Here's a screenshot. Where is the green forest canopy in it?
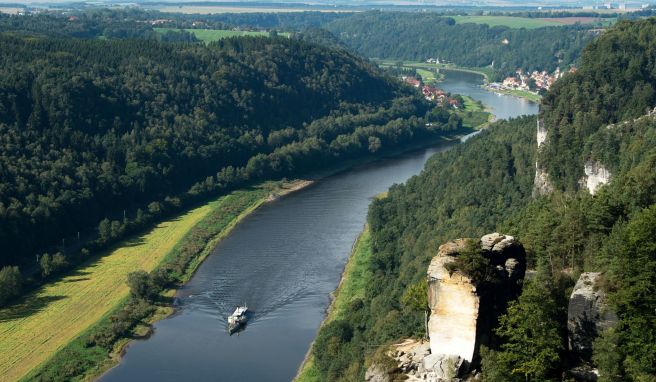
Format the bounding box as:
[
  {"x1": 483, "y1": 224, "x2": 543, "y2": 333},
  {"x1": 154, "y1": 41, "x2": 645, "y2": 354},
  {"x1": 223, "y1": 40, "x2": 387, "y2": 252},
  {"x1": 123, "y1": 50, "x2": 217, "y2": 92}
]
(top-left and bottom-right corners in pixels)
[{"x1": 0, "y1": 33, "x2": 462, "y2": 268}]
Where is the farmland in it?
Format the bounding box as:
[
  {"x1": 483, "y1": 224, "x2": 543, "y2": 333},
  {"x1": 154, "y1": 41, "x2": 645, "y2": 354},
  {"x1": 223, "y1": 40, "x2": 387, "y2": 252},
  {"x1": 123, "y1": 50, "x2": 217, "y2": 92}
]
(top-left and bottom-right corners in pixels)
[
  {"x1": 155, "y1": 28, "x2": 290, "y2": 42},
  {"x1": 0, "y1": 183, "x2": 297, "y2": 381},
  {"x1": 451, "y1": 15, "x2": 562, "y2": 29},
  {"x1": 152, "y1": 5, "x2": 353, "y2": 14},
  {"x1": 450, "y1": 15, "x2": 613, "y2": 29},
  {"x1": 0, "y1": 203, "x2": 214, "y2": 381}
]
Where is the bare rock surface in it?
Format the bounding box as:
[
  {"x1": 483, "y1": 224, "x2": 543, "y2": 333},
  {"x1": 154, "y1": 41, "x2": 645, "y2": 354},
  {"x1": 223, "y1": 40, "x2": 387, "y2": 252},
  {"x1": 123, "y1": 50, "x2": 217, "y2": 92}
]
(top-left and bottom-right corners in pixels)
[{"x1": 568, "y1": 272, "x2": 618, "y2": 362}]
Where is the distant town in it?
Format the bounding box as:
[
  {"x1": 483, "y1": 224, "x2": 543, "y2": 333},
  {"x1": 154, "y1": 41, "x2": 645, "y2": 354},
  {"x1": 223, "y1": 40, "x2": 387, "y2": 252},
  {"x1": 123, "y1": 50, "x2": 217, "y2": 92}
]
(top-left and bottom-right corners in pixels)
[{"x1": 492, "y1": 66, "x2": 577, "y2": 93}]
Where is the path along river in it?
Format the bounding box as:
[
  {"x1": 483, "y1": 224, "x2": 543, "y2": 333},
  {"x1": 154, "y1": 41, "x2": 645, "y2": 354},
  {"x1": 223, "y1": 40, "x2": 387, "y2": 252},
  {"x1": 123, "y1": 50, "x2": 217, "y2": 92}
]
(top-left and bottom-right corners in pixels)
[{"x1": 100, "y1": 69, "x2": 538, "y2": 382}]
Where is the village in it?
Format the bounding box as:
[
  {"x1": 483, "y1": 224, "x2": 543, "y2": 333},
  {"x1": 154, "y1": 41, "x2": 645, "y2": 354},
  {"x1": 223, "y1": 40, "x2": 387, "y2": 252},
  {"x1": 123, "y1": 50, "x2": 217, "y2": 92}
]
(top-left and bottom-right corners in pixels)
[
  {"x1": 492, "y1": 66, "x2": 577, "y2": 93},
  {"x1": 402, "y1": 75, "x2": 462, "y2": 109}
]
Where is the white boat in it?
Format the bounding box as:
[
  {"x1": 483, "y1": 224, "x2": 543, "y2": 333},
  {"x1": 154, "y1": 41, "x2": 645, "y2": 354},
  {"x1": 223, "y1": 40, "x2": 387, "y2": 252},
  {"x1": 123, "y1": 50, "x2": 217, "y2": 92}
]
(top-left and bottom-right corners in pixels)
[{"x1": 227, "y1": 305, "x2": 248, "y2": 334}]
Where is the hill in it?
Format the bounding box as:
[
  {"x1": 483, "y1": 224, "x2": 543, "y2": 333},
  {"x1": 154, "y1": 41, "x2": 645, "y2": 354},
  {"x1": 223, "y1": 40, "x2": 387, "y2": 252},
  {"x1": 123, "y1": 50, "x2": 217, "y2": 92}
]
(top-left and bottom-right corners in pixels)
[
  {"x1": 323, "y1": 12, "x2": 595, "y2": 80},
  {"x1": 304, "y1": 17, "x2": 656, "y2": 382},
  {"x1": 0, "y1": 34, "x2": 459, "y2": 270}
]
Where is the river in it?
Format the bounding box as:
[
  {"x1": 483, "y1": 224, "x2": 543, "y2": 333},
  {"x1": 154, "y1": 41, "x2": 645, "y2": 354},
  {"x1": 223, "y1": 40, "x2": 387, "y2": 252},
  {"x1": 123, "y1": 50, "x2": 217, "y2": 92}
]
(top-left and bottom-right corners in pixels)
[{"x1": 100, "y1": 70, "x2": 537, "y2": 382}]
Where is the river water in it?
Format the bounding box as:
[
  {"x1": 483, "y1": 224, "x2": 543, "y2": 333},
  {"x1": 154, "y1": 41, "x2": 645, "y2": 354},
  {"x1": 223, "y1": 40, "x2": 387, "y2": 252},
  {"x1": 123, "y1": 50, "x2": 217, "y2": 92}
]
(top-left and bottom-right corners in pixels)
[{"x1": 100, "y1": 70, "x2": 537, "y2": 382}]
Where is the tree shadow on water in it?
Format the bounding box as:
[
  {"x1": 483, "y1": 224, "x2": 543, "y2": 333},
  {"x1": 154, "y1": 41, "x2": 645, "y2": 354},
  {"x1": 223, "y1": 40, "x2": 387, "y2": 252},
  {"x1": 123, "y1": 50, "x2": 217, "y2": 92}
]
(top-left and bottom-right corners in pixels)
[{"x1": 0, "y1": 295, "x2": 67, "y2": 322}]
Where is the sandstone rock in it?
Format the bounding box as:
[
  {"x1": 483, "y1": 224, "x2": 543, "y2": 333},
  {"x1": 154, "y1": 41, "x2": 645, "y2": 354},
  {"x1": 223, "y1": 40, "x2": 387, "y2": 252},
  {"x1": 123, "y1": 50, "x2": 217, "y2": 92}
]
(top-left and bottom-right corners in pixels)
[
  {"x1": 534, "y1": 117, "x2": 555, "y2": 196},
  {"x1": 480, "y1": 233, "x2": 503, "y2": 251},
  {"x1": 423, "y1": 354, "x2": 465, "y2": 380},
  {"x1": 581, "y1": 160, "x2": 611, "y2": 195},
  {"x1": 365, "y1": 364, "x2": 391, "y2": 382},
  {"x1": 568, "y1": 272, "x2": 618, "y2": 362},
  {"x1": 427, "y1": 234, "x2": 526, "y2": 374}
]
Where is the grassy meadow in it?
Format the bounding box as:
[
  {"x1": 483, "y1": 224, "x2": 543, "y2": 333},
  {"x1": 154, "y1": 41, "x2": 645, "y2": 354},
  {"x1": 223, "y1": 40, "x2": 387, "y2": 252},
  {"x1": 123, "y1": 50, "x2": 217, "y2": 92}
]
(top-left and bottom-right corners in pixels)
[
  {"x1": 154, "y1": 28, "x2": 290, "y2": 43},
  {"x1": 296, "y1": 227, "x2": 373, "y2": 382},
  {"x1": 451, "y1": 15, "x2": 562, "y2": 29},
  {"x1": 0, "y1": 204, "x2": 213, "y2": 381},
  {"x1": 0, "y1": 183, "x2": 303, "y2": 381},
  {"x1": 457, "y1": 95, "x2": 493, "y2": 129},
  {"x1": 450, "y1": 15, "x2": 615, "y2": 29}
]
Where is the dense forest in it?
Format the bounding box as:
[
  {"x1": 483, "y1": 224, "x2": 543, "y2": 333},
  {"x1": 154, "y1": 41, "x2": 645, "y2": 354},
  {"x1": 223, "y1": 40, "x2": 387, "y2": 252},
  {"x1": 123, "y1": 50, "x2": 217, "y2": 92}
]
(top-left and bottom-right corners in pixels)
[
  {"x1": 323, "y1": 12, "x2": 594, "y2": 80},
  {"x1": 0, "y1": 33, "x2": 461, "y2": 271},
  {"x1": 309, "y1": 18, "x2": 656, "y2": 381},
  {"x1": 0, "y1": 10, "x2": 595, "y2": 82},
  {"x1": 539, "y1": 18, "x2": 656, "y2": 191}
]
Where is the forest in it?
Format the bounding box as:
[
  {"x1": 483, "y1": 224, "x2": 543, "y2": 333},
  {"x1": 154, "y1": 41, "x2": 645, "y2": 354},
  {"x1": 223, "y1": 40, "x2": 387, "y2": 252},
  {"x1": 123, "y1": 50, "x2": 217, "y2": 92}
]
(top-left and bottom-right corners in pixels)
[
  {"x1": 0, "y1": 10, "x2": 595, "y2": 82},
  {"x1": 323, "y1": 12, "x2": 594, "y2": 80},
  {"x1": 0, "y1": 32, "x2": 463, "y2": 277},
  {"x1": 308, "y1": 18, "x2": 656, "y2": 382}
]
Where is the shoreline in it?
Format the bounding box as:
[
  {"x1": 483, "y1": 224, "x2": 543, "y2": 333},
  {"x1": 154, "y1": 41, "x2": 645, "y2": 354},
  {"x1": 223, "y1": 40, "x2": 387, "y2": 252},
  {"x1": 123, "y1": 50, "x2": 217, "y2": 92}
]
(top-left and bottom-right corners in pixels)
[
  {"x1": 91, "y1": 133, "x2": 465, "y2": 380},
  {"x1": 95, "y1": 179, "x2": 315, "y2": 380},
  {"x1": 18, "y1": 132, "x2": 465, "y2": 382},
  {"x1": 294, "y1": 226, "x2": 371, "y2": 382}
]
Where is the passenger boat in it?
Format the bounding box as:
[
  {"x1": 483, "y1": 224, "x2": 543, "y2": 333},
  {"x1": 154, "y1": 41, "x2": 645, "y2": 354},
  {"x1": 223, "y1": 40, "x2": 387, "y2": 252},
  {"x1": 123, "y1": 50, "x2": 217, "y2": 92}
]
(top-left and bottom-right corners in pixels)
[{"x1": 227, "y1": 305, "x2": 248, "y2": 334}]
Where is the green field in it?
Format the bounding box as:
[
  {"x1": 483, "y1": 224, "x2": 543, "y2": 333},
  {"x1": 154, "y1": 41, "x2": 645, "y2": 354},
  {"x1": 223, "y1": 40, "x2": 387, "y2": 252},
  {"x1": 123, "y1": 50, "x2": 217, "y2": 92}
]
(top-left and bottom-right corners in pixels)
[
  {"x1": 451, "y1": 15, "x2": 563, "y2": 29},
  {"x1": 0, "y1": 183, "x2": 302, "y2": 381},
  {"x1": 154, "y1": 28, "x2": 290, "y2": 43},
  {"x1": 496, "y1": 88, "x2": 542, "y2": 103},
  {"x1": 0, "y1": 203, "x2": 215, "y2": 380},
  {"x1": 415, "y1": 68, "x2": 442, "y2": 84},
  {"x1": 296, "y1": 227, "x2": 373, "y2": 382},
  {"x1": 377, "y1": 59, "x2": 493, "y2": 82},
  {"x1": 457, "y1": 95, "x2": 493, "y2": 129}
]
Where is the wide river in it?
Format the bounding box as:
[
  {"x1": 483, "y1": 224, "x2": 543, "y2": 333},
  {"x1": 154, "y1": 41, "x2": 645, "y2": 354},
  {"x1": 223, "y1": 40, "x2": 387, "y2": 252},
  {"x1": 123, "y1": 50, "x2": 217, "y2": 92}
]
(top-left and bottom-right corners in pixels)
[{"x1": 101, "y1": 70, "x2": 538, "y2": 382}]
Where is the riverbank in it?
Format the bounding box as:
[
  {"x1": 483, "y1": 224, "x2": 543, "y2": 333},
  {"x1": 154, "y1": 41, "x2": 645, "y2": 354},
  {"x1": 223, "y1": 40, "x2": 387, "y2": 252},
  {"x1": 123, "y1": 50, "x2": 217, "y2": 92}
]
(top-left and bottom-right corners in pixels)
[
  {"x1": 295, "y1": 226, "x2": 374, "y2": 382},
  {"x1": 483, "y1": 84, "x2": 542, "y2": 103},
  {"x1": 12, "y1": 130, "x2": 466, "y2": 381},
  {"x1": 12, "y1": 180, "x2": 311, "y2": 382},
  {"x1": 375, "y1": 59, "x2": 542, "y2": 103}
]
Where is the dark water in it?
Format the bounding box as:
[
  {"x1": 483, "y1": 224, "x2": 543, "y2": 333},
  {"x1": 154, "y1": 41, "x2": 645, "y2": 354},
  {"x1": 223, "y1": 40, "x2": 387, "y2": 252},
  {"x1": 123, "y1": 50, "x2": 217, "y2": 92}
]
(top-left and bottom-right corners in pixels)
[
  {"x1": 439, "y1": 69, "x2": 539, "y2": 120},
  {"x1": 100, "y1": 71, "x2": 537, "y2": 382}
]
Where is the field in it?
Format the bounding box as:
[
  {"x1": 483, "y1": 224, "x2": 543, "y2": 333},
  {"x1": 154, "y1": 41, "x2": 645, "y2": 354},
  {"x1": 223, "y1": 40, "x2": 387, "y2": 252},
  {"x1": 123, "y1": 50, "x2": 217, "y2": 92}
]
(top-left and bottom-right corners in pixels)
[
  {"x1": 0, "y1": 203, "x2": 216, "y2": 380},
  {"x1": 152, "y1": 5, "x2": 354, "y2": 14},
  {"x1": 457, "y1": 95, "x2": 493, "y2": 129},
  {"x1": 541, "y1": 17, "x2": 616, "y2": 26},
  {"x1": 155, "y1": 28, "x2": 290, "y2": 42},
  {"x1": 296, "y1": 227, "x2": 373, "y2": 382},
  {"x1": 451, "y1": 15, "x2": 562, "y2": 29},
  {"x1": 415, "y1": 68, "x2": 441, "y2": 84}
]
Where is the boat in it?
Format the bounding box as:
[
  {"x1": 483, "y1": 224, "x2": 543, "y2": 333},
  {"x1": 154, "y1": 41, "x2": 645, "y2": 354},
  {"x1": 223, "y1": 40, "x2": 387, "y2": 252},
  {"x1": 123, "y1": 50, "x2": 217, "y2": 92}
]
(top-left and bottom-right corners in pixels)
[{"x1": 227, "y1": 305, "x2": 248, "y2": 334}]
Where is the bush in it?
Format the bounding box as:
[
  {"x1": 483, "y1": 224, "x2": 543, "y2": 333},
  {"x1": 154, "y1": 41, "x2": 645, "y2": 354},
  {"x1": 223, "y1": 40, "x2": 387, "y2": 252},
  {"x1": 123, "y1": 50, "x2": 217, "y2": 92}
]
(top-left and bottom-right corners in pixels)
[{"x1": 0, "y1": 266, "x2": 22, "y2": 306}]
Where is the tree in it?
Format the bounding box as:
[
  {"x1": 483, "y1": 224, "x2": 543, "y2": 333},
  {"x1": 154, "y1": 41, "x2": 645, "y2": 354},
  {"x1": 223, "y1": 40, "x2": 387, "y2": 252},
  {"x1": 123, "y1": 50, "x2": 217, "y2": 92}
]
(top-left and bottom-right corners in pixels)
[
  {"x1": 401, "y1": 279, "x2": 429, "y2": 338},
  {"x1": 0, "y1": 266, "x2": 22, "y2": 306},
  {"x1": 368, "y1": 136, "x2": 382, "y2": 153},
  {"x1": 127, "y1": 271, "x2": 155, "y2": 301},
  {"x1": 491, "y1": 279, "x2": 564, "y2": 381},
  {"x1": 98, "y1": 218, "x2": 111, "y2": 243}
]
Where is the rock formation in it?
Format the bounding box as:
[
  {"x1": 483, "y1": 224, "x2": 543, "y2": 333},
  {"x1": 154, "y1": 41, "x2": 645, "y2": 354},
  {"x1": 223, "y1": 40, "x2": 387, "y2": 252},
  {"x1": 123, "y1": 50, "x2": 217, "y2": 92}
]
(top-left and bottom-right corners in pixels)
[
  {"x1": 580, "y1": 160, "x2": 611, "y2": 195},
  {"x1": 568, "y1": 272, "x2": 617, "y2": 362},
  {"x1": 534, "y1": 117, "x2": 554, "y2": 196},
  {"x1": 366, "y1": 233, "x2": 526, "y2": 382}
]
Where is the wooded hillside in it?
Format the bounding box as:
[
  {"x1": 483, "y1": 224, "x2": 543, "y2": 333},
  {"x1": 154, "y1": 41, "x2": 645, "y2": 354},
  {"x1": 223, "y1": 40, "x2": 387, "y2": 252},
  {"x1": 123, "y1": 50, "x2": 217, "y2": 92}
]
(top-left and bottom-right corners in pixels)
[{"x1": 0, "y1": 34, "x2": 454, "y2": 267}]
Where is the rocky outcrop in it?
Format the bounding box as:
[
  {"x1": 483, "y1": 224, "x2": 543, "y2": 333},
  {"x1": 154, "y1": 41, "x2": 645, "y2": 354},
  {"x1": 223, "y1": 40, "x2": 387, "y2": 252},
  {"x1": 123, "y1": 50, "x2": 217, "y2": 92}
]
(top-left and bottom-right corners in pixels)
[
  {"x1": 534, "y1": 118, "x2": 554, "y2": 196},
  {"x1": 427, "y1": 239, "x2": 478, "y2": 368},
  {"x1": 367, "y1": 234, "x2": 526, "y2": 382},
  {"x1": 568, "y1": 273, "x2": 618, "y2": 362},
  {"x1": 427, "y1": 233, "x2": 526, "y2": 376},
  {"x1": 580, "y1": 160, "x2": 611, "y2": 195}
]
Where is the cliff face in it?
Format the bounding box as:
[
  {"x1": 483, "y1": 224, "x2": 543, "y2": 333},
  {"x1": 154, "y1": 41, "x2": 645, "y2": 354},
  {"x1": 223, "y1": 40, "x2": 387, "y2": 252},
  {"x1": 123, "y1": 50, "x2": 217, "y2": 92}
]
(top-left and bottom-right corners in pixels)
[
  {"x1": 427, "y1": 239, "x2": 478, "y2": 366},
  {"x1": 568, "y1": 272, "x2": 618, "y2": 362},
  {"x1": 366, "y1": 233, "x2": 526, "y2": 382},
  {"x1": 427, "y1": 233, "x2": 526, "y2": 375},
  {"x1": 534, "y1": 117, "x2": 554, "y2": 196},
  {"x1": 580, "y1": 160, "x2": 611, "y2": 195}
]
